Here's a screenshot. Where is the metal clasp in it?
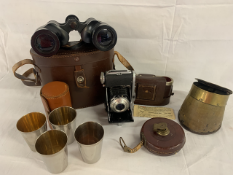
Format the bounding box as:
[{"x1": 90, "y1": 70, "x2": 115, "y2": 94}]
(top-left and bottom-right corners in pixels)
[
  {"x1": 77, "y1": 76, "x2": 84, "y2": 83},
  {"x1": 154, "y1": 123, "x2": 170, "y2": 136},
  {"x1": 35, "y1": 71, "x2": 39, "y2": 85},
  {"x1": 119, "y1": 137, "x2": 131, "y2": 153}
]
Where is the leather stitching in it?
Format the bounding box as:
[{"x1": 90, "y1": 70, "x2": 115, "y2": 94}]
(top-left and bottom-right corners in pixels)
[{"x1": 31, "y1": 50, "x2": 102, "y2": 59}]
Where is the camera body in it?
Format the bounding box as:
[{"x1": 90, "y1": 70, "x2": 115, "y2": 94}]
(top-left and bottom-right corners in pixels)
[
  {"x1": 31, "y1": 15, "x2": 117, "y2": 57},
  {"x1": 100, "y1": 70, "x2": 136, "y2": 123}
]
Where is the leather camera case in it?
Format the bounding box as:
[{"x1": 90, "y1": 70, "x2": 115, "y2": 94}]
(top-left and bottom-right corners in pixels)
[
  {"x1": 13, "y1": 43, "x2": 114, "y2": 109},
  {"x1": 135, "y1": 74, "x2": 174, "y2": 106}
]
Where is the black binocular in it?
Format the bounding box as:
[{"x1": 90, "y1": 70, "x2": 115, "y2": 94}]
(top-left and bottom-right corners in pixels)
[{"x1": 31, "y1": 15, "x2": 117, "y2": 57}]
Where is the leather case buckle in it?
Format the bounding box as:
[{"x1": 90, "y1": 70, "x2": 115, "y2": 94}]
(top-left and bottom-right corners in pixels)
[{"x1": 74, "y1": 65, "x2": 89, "y2": 88}]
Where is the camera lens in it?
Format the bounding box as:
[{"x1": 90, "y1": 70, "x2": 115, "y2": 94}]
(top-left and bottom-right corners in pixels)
[
  {"x1": 35, "y1": 34, "x2": 55, "y2": 52},
  {"x1": 97, "y1": 29, "x2": 112, "y2": 46},
  {"x1": 116, "y1": 104, "x2": 125, "y2": 111},
  {"x1": 110, "y1": 97, "x2": 129, "y2": 113}
]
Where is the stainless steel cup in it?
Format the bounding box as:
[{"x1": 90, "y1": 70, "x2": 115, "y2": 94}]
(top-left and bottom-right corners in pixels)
[
  {"x1": 16, "y1": 112, "x2": 47, "y2": 152},
  {"x1": 49, "y1": 106, "x2": 77, "y2": 144},
  {"x1": 35, "y1": 130, "x2": 68, "y2": 174},
  {"x1": 74, "y1": 122, "x2": 104, "y2": 164}
]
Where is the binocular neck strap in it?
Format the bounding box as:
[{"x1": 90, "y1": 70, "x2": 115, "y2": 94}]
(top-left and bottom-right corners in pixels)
[{"x1": 113, "y1": 51, "x2": 134, "y2": 71}]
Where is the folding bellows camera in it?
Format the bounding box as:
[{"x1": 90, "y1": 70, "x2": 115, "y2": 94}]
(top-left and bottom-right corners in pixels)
[{"x1": 100, "y1": 70, "x2": 136, "y2": 124}]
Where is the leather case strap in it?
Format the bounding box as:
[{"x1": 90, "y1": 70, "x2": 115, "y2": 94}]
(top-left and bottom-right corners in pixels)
[
  {"x1": 12, "y1": 59, "x2": 41, "y2": 86},
  {"x1": 113, "y1": 51, "x2": 134, "y2": 70}
]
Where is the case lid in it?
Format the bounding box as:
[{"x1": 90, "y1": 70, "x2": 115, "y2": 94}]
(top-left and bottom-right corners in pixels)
[
  {"x1": 30, "y1": 42, "x2": 113, "y2": 67},
  {"x1": 41, "y1": 81, "x2": 69, "y2": 99},
  {"x1": 141, "y1": 118, "x2": 185, "y2": 156}
]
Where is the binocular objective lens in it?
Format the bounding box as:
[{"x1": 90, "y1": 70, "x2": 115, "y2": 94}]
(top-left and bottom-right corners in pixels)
[
  {"x1": 36, "y1": 34, "x2": 55, "y2": 52},
  {"x1": 116, "y1": 104, "x2": 125, "y2": 111},
  {"x1": 97, "y1": 29, "x2": 112, "y2": 46}
]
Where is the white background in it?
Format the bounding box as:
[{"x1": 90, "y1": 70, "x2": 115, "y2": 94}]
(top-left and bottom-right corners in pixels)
[{"x1": 0, "y1": 0, "x2": 233, "y2": 174}]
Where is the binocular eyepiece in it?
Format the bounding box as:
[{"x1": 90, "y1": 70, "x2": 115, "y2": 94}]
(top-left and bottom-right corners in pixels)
[{"x1": 31, "y1": 15, "x2": 117, "y2": 57}]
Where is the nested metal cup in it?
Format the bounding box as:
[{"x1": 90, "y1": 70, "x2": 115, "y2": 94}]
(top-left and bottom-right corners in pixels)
[
  {"x1": 35, "y1": 130, "x2": 68, "y2": 174},
  {"x1": 49, "y1": 106, "x2": 77, "y2": 144},
  {"x1": 16, "y1": 112, "x2": 47, "y2": 152},
  {"x1": 74, "y1": 122, "x2": 104, "y2": 164}
]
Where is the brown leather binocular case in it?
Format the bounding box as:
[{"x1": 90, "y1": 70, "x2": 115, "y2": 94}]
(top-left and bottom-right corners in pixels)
[
  {"x1": 12, "y1": 43, "x2": 115, "y2": 109},
  {"x1": 12, "y1": 44, "x2": 174, "y2": 108}
]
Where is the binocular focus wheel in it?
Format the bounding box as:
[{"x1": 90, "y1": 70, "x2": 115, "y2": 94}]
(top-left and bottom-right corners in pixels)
[{"x1": 65, "y1": 15, "x2": 79, "y2": 23}]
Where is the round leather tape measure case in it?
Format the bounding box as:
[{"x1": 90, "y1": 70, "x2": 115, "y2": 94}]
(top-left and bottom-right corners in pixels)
[{"x1": 120, "y1": 118, "x2": 186, "y2": 156}]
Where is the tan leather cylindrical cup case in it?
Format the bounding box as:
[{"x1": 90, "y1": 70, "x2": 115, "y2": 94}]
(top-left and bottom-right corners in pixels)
[{"x1": 41, "y1": 81, "x2": 72, "y2": 111}]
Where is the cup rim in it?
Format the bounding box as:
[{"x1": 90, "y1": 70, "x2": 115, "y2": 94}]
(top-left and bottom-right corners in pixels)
[
  {"x1": 16, "y1": 112, "x2": 47, "y2": 133},
  {"x1": 35, "y1": 129, "x2": 68, "y2": 156},
  {"x1": 49, "y1": 106, "x2": 77, "y2": 127},
  {"x1": 74, "y1": 121, "x2": 104, "y2": 146}
]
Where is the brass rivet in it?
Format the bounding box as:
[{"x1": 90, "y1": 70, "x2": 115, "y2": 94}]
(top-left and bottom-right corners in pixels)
[
  {"x1": 74, "y1": 57, "x2": 79, "y2": 61},
  {"x1": 77, "y1": 76, "x2": 84, "y2": 83}
]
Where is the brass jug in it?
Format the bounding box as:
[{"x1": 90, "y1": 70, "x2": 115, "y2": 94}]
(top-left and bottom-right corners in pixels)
[{"x1": 178, "y1": 79, "x2": 232, "y2": 134}]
